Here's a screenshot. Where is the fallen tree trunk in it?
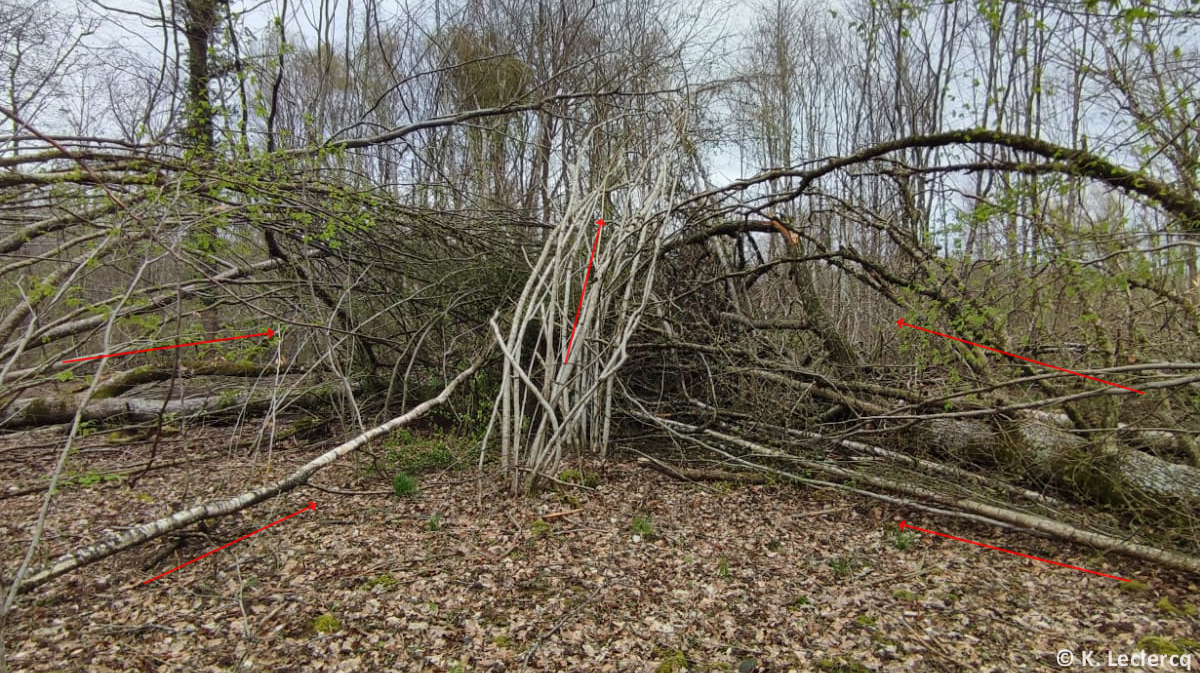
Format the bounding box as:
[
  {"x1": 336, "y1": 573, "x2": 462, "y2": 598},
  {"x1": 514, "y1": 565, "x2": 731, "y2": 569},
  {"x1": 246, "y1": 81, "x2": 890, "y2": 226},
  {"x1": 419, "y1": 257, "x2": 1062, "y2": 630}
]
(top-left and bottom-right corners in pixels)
[
  {"x1": 907, "y1": 413, "x2": 1200, "y2": 508},
  {"x1": 7, "y1": 353, "x2": 487, "y2": 593},
  {"x1": 0, "y1": 383, "x2": 339, "y2": 430},
  {"x1": 1020, "y1": 409, "x2": 1200, "y2": 467},
  {"x1": 89, "y1": 362, "x2": 286, "y2": 398}
]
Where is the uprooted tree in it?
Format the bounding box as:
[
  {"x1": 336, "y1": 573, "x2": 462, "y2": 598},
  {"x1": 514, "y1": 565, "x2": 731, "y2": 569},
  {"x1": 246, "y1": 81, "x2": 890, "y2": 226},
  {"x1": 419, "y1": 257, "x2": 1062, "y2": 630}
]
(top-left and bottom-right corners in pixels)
[{"x1": 6, "y1": 0, "x2": 1200, "y2": 650}]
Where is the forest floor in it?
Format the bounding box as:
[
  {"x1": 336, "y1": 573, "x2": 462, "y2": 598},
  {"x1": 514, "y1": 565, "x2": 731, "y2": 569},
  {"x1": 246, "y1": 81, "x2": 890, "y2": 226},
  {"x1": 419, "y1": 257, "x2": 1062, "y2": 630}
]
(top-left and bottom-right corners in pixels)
[{"x1": 2, "y1": 425, "x2": 1198, "y2": 672}]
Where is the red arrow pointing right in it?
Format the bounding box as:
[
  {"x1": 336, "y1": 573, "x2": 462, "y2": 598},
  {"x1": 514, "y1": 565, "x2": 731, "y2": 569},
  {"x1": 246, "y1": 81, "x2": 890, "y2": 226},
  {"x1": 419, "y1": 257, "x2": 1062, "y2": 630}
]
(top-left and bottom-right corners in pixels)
[{"x1": 63, "y1": 328, "x2": 276, "y2": 364}]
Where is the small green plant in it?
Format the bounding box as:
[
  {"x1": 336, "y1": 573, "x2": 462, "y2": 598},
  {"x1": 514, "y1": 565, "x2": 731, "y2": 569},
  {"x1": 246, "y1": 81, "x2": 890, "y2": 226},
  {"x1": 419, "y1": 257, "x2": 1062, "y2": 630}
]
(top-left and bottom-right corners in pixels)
[
  {"x1": 1119, "y1": 579, "x2": 1150, "y2": 593},
  {"x1": 655, "y1": 650, "x2": 689, "y2": 673},
  {"x1": 558, "y1": 468, "x2": 600, "y2": 487},
  {"x1": 530, "y1": 518, "x2": 551, "y2": 537},
  {"x1": 892, "y1": 589, "x2": 918, "y2": 601},
  {"x1": 717, "y1": 556, "x2": 731, "y2": 578},
  {"x1": 631, "y1": 514, "x2": 654, "y2": 538},
  {"x1": 815, "y1": 658, "x2": 870, "y2": 673},
  {"x1": 311, "y1": 613, "x2": 341, "y2": 634},
  {"x1": 383, "y1": 429, "x2": 463, "y2": 474},
  {"x1": 62, "y1": 470, "x2": 124, "y2": 489},
  {"x1": 449, "y1": 662, "x2": 467, "y2": 673},
  {"x1": 891, "y1": 525, "x2": 916, "y2": 551},
  {"x1": 828, "y1": 556, "x2": 858, "y2": 578},
  {"x1": 361, "y1": 574, "x2": 399, "y2": 590},
  {"x1": 79, "y1": 471, "x2": 124, "y2": 487},
  {"x1": 1156, "y1": 597, "x2": 1198, "y2": 617},
  {"x1": 427, "y1": 512, "x2": 443, "y2": 531},
  {"x1": 392, "y1": 472, "x2": 418, "y2": 498},
  {"x1": 789, "y1": 594, "x2": 812, "y2": 609},
  {"x1": 855, "y1": 614, "x2": 876, "y2": 627},
  {"x1": 216, "y1": 387, "x2": 242, "y2": 407},
  {"x1": 1136, "y1": 636, "x2": 1184, "y2": 656}
]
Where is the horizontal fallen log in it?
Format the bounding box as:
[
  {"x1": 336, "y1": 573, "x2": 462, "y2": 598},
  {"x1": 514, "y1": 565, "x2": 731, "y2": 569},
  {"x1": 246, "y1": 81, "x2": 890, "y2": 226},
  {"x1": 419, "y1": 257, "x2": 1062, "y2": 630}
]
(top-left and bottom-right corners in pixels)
[
  {"x1": 911, "y1": 414, "x2": 1200, "y2": 508},
  {"x1": 8, "y1": 353, "x2": 487, "y2": 593},
  {"x1": 89, "y1": 362, "x2": 288, "y2": 399},
  {"x1": 0, "y1": 384, "x2": 339, "y2": 430}
]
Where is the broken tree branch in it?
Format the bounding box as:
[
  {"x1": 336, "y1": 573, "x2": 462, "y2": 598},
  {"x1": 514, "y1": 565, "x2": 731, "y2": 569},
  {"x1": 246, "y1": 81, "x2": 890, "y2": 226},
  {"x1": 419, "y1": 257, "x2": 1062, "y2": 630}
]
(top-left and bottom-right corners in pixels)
[{"x1": 634, "y1": 410, "x2": 1200, "y2": 576}]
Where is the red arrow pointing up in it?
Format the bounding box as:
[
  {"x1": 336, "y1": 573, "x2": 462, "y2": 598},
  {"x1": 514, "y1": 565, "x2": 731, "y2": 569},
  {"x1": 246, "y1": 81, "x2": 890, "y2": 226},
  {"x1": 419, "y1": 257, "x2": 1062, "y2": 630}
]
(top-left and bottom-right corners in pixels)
[
  {"x1": 900, "y1": 520, "x2": 1128, "y2": 581},
  {"x1": 897, "y1": 318, "x2": 1142, "y2": 394},
  {"x1": 144, "y1": 501, "x2": 315, "y2": 584},
  {"x1": 564, "y1": 219, "x2": 606, "y2": 363}
]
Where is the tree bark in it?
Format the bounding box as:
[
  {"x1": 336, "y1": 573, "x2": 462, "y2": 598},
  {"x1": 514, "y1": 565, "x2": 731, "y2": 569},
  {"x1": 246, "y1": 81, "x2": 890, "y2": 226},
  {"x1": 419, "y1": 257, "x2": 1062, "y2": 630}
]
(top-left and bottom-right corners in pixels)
[{"x1": 907, "y1": 414, "x2": 1200, "y2": 508}]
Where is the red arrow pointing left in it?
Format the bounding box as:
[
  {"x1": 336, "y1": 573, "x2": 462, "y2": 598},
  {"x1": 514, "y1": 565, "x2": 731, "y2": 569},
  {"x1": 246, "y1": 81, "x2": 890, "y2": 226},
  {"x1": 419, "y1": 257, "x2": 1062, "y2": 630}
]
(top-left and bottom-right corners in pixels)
[
  {"x1": 896, "y1": 318, "x2": 1142, "y2": 393},
  {"x1": 144, "y1": 501, "x2": 315, "y2": 584},
  {"x1": 63, "y1": 328, "x2": 275, "y2": 364},
  {"x1": 900, "y1": 520, "x2": 1129, "y2": 581}
]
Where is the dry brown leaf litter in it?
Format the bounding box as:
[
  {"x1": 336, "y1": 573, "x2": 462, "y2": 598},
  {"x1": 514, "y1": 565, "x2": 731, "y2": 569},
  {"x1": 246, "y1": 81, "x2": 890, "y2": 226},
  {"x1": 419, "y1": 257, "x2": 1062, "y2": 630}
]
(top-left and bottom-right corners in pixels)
[{"x1": 2, "y1": 433, "x2": 1197, "y2": 672}]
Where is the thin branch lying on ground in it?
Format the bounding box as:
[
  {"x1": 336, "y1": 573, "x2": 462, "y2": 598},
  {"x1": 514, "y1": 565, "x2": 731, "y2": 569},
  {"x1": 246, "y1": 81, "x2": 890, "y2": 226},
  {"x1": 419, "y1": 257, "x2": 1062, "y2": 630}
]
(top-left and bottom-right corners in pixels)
[
  {"x1": 629, "y1": 407, "x2": 1200, "y2": 576},
  {"x1": 6, "y1": 346, "x2": 491, "y2": 593}
]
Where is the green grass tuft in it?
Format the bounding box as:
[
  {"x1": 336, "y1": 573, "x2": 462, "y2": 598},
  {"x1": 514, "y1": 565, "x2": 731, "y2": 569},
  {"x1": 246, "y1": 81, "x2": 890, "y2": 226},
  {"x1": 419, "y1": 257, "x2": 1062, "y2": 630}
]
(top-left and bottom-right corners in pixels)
[
  {"x1": 631, "y1": 514, "x2": 654, "y2": 538},
  {"x1": 392, "y1": 471, "x2": 418, "y2": 498}
]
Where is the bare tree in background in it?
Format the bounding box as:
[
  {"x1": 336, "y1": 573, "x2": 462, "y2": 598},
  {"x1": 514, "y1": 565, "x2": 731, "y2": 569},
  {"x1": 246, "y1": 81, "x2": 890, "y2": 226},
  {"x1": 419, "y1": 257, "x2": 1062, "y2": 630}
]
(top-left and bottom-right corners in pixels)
[{"x1": 0, "y1": 0, "x2": 95, "y2": 153}]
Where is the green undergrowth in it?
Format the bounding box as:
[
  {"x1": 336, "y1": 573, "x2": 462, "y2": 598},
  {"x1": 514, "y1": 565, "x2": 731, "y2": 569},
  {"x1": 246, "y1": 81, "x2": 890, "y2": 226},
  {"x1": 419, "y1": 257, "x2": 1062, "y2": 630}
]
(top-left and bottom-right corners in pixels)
[
  {"x1": 1136, "y1": 636, "x2": 1197, "y2": 656},
  {"x1": 49, "y1": 467, "x2": 125, "y2": 493},
  {"x1": 1155, "y1": 597, "x2": 1198, "y2": 617},
  {"x1": 655, "y1": 650, "x2": 689, "y2": 673},
  {"x1": 558, "y1": 468, "x2": 600, "y2": 487},
  {"x1": 373, "y1": 428, "x2": 476, "y2": 476},
  {"x1": 651, "y1": 647, "x2": 762, "y2": 673},
  {"x1": 816, "y1": 658, "x2": 871, "y2": 673}
]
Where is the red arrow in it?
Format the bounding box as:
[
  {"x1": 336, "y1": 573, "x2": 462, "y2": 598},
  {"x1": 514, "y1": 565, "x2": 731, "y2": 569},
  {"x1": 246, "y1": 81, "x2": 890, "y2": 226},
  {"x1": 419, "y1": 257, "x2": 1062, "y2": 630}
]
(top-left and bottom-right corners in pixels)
[
  {"x1": 144, "y1": 501, "x2": 315, "y2": 584},
  {"x1": 900, "y1": 520, "x2": 1129, "y2": 581},
  {"x1": 564, "y1": 219, "x2": 606, "y2": 363},
  {"x1": 62, "y1": 328, "x2": 275, "y2": 364},
  {"x1": 897, "y1": 318, "x2": 1142, "y2": 394}
]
